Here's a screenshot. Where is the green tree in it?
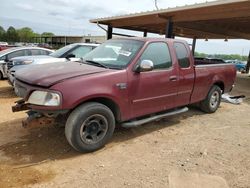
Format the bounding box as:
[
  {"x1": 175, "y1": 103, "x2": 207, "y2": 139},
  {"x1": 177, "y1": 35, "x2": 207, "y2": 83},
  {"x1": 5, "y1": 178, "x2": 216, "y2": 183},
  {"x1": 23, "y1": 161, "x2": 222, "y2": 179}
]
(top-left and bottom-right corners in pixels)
[
  {"x1": 17, "y1": 27, "x2": 35, "y2": 42},
  {"x1": 0, "y1": 26, "x2": 6, "y2": 41},
  {"x1": 41, "y1": 32, "x2": 54, "y2": 37},
  {"x1": 6, "y1": 26, "x2": 19, "y2": 43}
]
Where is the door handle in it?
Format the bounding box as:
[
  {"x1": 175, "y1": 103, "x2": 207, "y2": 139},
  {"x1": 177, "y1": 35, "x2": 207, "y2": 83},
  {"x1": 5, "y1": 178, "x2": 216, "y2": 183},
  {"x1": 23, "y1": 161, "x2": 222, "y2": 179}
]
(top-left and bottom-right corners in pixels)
[{"x1": 169, "y1": 76, "x2": 177, "y2": 81}]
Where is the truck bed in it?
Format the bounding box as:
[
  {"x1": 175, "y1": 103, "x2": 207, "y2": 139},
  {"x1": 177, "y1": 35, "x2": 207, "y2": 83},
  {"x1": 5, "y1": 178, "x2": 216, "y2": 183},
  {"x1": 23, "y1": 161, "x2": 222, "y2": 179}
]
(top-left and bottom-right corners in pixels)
[
  {"x1": 194, "y1": 57, "x2": 226, "y2": 65},
  {"x1": 190, "y1": 61, "x2": 236, "y2": 104}
]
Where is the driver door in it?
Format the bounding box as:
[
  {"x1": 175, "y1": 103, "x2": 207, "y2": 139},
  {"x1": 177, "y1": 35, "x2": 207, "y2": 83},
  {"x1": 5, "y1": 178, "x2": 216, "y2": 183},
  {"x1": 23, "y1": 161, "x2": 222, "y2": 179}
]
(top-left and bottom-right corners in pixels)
[{"x1": 129, "y1": 42, "x2": 178, "y2": 118}]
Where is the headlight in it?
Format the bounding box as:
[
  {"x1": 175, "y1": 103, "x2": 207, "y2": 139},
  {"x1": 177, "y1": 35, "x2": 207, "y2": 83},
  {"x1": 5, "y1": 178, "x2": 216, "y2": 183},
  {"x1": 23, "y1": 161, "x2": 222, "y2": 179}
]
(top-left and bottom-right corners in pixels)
[{"x1": 28, "y1": 91, "x2": 61, "y2": 106}]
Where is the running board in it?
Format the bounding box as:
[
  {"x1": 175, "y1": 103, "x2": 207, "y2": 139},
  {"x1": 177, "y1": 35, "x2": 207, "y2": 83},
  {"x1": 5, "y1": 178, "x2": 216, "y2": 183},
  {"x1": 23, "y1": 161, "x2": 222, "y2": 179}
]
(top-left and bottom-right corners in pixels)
[{"x1": 121, "y1": 107, "x2": 188, "y2": 128}]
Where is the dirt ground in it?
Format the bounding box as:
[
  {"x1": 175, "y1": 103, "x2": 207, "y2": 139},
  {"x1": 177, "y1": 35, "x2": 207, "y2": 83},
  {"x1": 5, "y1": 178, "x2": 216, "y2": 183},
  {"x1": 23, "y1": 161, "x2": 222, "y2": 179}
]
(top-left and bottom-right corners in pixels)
[{"x1": 0, "y1": 74, "x2": 249, "y2": 188}]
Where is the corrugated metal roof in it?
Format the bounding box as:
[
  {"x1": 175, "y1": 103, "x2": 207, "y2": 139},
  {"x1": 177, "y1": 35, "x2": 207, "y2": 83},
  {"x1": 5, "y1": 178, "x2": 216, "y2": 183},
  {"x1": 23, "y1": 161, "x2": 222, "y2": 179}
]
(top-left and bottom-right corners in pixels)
[
  {"x1": 90, "y1": 0, "x2": 247, "y2": 23},
  {"x1": 90, "y1": 0, "x2": 250, "y2": 39}
]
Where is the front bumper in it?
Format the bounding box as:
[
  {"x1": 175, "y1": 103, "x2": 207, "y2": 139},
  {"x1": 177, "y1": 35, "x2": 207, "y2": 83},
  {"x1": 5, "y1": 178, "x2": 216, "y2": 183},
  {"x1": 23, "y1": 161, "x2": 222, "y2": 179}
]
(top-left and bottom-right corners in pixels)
[
  {"x1": 12, "y1": 100, "x2": 69, "y2": 128},
  {"x1": 12, "y1": 99, "x2": 30, "y2": 112}
]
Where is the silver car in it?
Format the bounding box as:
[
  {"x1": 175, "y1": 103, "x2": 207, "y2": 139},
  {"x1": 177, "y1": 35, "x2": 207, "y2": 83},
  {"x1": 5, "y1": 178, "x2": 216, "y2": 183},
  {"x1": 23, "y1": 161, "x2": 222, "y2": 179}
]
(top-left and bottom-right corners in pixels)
[
  {"x1": 7, "y1": 43, "x2": 99, "y2": 85},
  {"x1": 0, "y1": 47, "x2": 53, "y2": 79}
]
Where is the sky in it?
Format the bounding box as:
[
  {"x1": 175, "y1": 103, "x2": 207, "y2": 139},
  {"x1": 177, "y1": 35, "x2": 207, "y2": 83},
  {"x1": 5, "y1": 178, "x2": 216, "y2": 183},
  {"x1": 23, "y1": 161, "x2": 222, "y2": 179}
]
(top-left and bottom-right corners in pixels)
[{"x1": 0, "y1": 0, "x2": 249, "y2": 55}]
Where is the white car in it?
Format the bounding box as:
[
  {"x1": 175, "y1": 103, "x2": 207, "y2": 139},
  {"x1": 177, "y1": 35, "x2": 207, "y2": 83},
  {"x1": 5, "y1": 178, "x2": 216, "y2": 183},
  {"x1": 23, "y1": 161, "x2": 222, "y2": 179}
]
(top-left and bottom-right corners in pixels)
[
  {"x1": 0, "y1": 47, "x2": 53, "y2": 79},
  {"x1": 7, "y1": 43, "x2": 99, "y2": 85}
]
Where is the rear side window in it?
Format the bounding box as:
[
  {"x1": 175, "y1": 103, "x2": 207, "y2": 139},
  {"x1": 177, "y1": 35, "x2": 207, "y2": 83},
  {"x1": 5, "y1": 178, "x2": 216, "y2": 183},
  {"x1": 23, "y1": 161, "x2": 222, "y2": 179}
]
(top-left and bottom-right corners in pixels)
[
  {"x1": 41, "y1": 50, "x2": 51, "y2": 55},
  {"x1": 31, "y1": 49, "x2": 41, "y2": 55},
  {"x1": 174, "y1": 42, "x2": 190, "y2": 68},
  {"x1": 140, "y1": 42, "x2": 172, "y2": 70},
  {"x1": 7, "y1": 50, "x2": 26, "y2": 59}
]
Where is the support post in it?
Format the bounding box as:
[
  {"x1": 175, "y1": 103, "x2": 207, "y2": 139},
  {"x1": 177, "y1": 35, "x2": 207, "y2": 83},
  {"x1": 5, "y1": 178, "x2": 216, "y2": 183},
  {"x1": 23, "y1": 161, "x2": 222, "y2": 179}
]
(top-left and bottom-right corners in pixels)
[
  {"x1": 143, "y1": 30, "x2": 147, "y2": 37},
  {"x1": 246, "y1": 50, "x2": 250, "y2": 74},
  {"x1": 107, "y1": 25, "x2": 113, "y2": 40},
  {"x1": 165, "y1": 18, "x2": 173, "y2": 38},
  {"x1": 192, "y1": 37, "x2": 197, "y2": 55}
]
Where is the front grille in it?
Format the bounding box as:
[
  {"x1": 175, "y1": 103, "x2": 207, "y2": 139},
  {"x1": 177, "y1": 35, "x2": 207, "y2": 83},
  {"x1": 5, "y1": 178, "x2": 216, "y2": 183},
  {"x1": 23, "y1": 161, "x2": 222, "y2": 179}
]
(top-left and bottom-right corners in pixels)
[{"x1": 14, "y1": 82, "x2": 28, "y2": 98}]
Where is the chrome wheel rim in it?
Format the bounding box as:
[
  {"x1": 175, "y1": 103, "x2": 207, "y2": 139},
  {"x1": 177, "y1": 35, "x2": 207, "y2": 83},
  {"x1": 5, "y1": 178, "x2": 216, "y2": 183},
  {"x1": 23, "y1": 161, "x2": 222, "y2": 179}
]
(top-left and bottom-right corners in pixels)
[
  {"x1": 210, "y1": 91, "x2": 219, "y2": 108},
  {"x1": 80, "y1": 114, "x2": 108, "y2": 145}
]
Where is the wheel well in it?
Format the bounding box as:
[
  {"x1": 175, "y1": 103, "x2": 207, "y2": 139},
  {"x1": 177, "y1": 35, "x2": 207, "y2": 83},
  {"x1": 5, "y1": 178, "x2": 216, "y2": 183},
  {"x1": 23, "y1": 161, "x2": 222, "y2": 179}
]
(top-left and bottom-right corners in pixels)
[
  {"x1": 214, "y1": 82, "x2": 224, "y2": 93},
  {"x1": 84, "y1": 97, "x2": 121, "y2": 122}
]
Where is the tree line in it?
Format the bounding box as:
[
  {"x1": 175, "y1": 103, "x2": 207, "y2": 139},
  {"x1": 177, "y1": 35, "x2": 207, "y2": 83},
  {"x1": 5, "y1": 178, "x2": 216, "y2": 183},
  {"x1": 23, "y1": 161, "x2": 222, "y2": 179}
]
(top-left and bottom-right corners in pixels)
[
  {"x1": 0, "y1": 25, "x2": 54, "y2": 43},
  {"x1": 0, "y1": 25, "x2": 248, "y2": 61},
  {"x1": 195, "y1": 52, "x2": 248, "y2": 61}
]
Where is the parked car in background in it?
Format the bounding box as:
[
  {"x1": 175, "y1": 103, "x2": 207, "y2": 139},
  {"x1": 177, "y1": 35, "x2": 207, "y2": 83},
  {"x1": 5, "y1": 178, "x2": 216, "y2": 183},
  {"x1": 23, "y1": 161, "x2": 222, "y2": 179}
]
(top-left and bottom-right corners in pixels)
[
  {"x1": 0, "y1": 42, "x2": 8, "y2": 46},
  {"x1": 0, "y1": 47, "x2": 54, "y2": 80},
  {"x1": 6, "y1": 43, "x2": 99, "y2": 85},
  {"x1": 0, "y1": 43, "x2": 17, "y2": 51},
  {"x1": 226, "y1": 60, "x2": 246, "y2": 72},
  {"x1": 12, "y1": 37, "x2": 236, "y2": 152}
]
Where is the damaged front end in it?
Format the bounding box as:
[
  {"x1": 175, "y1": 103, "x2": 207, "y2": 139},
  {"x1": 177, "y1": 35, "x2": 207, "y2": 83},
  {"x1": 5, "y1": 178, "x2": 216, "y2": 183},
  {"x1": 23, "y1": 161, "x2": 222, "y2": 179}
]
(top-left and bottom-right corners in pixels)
[{"x1": 12, "y1": 100, "x2": 68, "y2": 128}]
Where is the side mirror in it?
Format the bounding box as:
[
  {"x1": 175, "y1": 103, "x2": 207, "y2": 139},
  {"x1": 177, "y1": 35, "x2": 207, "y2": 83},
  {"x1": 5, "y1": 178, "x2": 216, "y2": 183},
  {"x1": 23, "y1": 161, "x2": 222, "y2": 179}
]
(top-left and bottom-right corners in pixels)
[
  {"x1": 135, "y1": 60, "x2": 154, "y2": 73},
  {"x1": 65, "y1": 54, "x2": 75, "y2": 59}
]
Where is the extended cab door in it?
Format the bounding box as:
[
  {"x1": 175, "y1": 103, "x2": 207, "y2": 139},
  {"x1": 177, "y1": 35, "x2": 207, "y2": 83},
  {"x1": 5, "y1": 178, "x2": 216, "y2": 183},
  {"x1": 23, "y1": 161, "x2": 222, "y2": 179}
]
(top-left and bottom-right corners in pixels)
[
  {"x1": 173, "y1": 42, "x2": 195, "y2": 107},
  {"x1": 129, "y1": 42, "x2": 178, "y2": 118}
]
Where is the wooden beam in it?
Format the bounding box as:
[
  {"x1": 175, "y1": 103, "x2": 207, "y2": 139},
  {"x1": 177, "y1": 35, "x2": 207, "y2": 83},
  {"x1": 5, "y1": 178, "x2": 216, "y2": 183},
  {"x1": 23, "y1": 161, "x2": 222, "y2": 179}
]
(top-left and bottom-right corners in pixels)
[{"x1": 176, "y1": 22, "x2": 250, "y2": 39}]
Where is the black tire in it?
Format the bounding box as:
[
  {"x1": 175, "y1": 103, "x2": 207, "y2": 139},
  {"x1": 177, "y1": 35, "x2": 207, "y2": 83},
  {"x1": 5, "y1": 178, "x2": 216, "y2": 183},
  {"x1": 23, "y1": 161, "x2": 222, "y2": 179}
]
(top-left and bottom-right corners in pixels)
[
  {"x1": 0, "y1": 71, "x2": 3, "y2": 80},
  {"x1": 200, "y1": 85, "x2": 222, "y2": 113},
  {"x1": 65, "y1": 102, "x2": 115, "y2": 152},
  {"x1": 239, "y1": 68, "x2": 244, "y2": 73}
]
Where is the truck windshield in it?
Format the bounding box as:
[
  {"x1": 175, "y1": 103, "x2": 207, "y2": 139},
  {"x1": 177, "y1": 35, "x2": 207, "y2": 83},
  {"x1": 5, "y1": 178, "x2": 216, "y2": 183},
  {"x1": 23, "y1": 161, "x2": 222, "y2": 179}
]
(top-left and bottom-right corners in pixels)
[{"x1": 82, "y1": 39, "x2": 144, "y2": 69}]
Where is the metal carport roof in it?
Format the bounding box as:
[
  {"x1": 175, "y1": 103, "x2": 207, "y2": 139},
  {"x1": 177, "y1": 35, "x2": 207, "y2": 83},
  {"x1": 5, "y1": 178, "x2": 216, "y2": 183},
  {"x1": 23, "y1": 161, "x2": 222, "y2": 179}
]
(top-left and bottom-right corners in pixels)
[{"x1": 90, "y1": 0, "x2": 250, "y2": 39}]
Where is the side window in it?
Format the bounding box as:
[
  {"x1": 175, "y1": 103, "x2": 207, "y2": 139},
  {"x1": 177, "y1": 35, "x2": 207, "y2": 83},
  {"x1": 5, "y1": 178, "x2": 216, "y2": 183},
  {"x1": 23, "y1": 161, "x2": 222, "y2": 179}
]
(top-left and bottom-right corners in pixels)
[
  {"x1": 140, "y1": 42, "x2": 172, "y2": 70},
  {"x1": 41, "y1": 50, "x2": 51, "y2": 55},
  {"x1": 174, "y1": 42, "x2": 190, "y2": 68},
  {"x1": 0, "y1": 55, "x2": 6, "y2": 61},
  {"x1": 7, "y1": 50, "x2": 26, "y2": 59},
  {"x1": 70, "y1": 46, "x2": 93, "y2": 58},
  {"x1": 25, "y1": 49, "x2": 32, "y2": 56},
  {"x1": 31, "y1": 49, "x2": 41, "y2": 55}
]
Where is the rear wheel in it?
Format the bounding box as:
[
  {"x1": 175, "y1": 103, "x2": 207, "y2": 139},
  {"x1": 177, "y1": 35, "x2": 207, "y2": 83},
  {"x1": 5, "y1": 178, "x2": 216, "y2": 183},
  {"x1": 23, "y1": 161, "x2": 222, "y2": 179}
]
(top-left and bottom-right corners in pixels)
[
  {"x1": 65, "y1": 102, "x2": 115, "y2": 152},
  {"x1": 200, "y1": 85, "x2": 222, "y2": 113},
  {"x1": 239, "y1": 68, "x2": 244, "y2": 72}
]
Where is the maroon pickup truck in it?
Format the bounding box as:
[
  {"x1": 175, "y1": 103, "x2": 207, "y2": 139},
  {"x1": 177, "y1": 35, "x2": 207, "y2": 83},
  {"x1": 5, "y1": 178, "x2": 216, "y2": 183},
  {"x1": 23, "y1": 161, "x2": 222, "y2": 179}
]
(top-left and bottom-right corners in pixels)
[{"x1": 12, "y1": 38, "x2": 236, "y2": 152}]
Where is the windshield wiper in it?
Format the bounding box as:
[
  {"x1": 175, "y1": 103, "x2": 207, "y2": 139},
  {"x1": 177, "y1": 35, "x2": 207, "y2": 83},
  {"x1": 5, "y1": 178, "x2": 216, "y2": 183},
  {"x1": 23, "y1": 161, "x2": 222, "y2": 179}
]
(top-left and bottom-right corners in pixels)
[{"x1": 82, "y1": 59, "x2": 109, "y2": 69}]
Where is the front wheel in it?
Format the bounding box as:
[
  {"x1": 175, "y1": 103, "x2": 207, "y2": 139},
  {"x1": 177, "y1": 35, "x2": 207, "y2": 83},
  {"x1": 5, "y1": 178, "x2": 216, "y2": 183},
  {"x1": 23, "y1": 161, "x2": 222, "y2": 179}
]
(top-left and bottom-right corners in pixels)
[
  {"x1": 65, "y1": 102, "x2": 115, "y2": 152},
  {"x1": 200, "y1": 85, "x2": 222, "y2": 113}
]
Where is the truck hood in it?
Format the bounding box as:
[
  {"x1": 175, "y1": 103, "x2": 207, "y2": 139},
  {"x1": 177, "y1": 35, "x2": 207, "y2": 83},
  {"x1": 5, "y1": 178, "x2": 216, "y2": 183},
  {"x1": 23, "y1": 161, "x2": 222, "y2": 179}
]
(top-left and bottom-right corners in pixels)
[{"x1": 15, "y1": 62, "x2": 108, "y2": 87}]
